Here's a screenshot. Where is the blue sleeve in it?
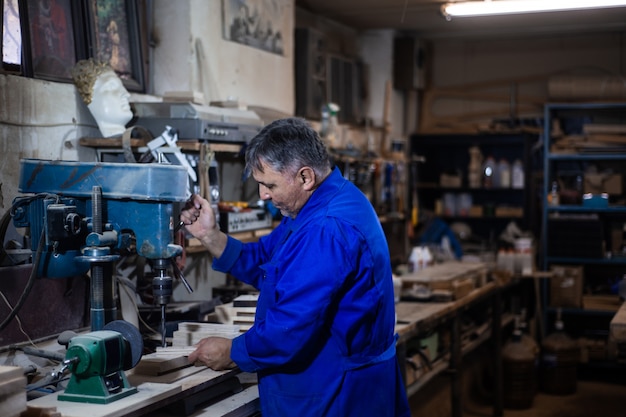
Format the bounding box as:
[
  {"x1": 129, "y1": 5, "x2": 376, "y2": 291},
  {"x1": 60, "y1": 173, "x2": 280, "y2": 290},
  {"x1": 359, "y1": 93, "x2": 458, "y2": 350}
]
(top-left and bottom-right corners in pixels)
[
  {"x1": 213, "y1": 219, "x2": 291, "y2": 289},
  {"x1": 231, "y1": 221, "x2": 361, "y2": 372}
]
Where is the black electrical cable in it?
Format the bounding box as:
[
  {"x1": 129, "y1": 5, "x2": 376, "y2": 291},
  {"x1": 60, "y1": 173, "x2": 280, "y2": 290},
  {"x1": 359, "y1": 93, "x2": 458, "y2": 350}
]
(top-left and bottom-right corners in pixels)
[
  {"x1": 0, "y1": 228, "x2": 45, "y2": 332},
  {"x1": 0, "y1": 209, "x2": 12, "y2": 265}
]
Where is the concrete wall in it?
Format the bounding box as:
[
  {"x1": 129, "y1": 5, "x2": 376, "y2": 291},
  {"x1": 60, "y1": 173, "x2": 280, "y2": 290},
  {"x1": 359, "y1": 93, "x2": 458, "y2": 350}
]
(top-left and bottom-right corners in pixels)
[
  {"x1": 151, "y1": 0, "x2": 294, "y2": 114},
  {"x1": 422, "y1": 31, "x2": 626, "y2": 132}
]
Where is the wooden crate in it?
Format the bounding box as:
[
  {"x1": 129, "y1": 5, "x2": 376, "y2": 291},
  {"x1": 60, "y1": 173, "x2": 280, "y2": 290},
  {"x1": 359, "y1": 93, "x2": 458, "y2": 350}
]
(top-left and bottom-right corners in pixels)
[
  {"x1": 401, "y1": 261, "x2": 488, "y2": 300},
  {"x1": 549, "y1": 265, "x2": 583, "y2": 308}
]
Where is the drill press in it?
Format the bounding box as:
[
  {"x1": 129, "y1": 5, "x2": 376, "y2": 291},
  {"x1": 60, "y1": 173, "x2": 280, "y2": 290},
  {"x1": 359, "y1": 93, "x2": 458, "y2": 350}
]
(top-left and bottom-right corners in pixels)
[{"x1": 11, "y1": 159, "x2": 193, "y2": 345}]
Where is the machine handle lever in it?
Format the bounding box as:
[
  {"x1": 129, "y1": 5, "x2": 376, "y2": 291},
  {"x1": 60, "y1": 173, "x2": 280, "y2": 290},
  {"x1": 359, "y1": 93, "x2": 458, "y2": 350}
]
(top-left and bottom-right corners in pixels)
[{"x1": 171, "y1": 257, "x2": 193, "y2": 294}]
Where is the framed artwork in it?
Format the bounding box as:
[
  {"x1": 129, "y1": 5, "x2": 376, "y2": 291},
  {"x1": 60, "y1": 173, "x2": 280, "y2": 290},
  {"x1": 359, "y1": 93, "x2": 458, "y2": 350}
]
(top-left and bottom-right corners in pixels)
[
  {"x1": 20, "y1": 0, "x2": 84, "y2": 81},
  {"x1": 87, "y1": 0, "x2": 145, "y2": 92},
  {"x1": 222, "y1": 0, "x2": 287, "y2": 56}
]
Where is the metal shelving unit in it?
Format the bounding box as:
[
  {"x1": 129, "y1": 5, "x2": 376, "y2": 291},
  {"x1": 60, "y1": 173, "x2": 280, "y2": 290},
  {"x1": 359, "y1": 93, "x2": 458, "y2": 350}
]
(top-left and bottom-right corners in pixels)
[{"x1": 541, "y1": 102, "x2": 626, "y2": 339}]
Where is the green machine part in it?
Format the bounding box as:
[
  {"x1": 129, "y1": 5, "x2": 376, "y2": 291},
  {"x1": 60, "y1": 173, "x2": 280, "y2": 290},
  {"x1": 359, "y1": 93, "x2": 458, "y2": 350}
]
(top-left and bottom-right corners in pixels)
[{"x1": 58, "y1": 321, "x2": 143, "y2": 404}]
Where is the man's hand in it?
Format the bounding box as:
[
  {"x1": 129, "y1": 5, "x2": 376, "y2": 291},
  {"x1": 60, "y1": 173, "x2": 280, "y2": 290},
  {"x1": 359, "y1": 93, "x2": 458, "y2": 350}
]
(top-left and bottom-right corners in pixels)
[
  {"x1": 188, "y1": 337, "x2": 237, "y2": 371},
  {"x1": 179, "y1": 194, "x2": 227, "y2": 258}
]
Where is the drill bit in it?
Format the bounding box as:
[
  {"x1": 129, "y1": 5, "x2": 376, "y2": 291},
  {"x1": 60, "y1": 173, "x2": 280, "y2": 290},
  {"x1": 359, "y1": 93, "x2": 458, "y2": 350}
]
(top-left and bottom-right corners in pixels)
[{"x1": 160, "y1": 304, "x2": 167, "y2": 348}]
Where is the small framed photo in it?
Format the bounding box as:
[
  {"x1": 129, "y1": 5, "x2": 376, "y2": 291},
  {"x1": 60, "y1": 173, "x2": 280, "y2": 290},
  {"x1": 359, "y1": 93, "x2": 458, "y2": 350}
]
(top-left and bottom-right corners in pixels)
[
  {"x1": 86, "y1": 0, "x2": 146, "y2": 92},
  {"x1": 20, "y1": 0, "x2": 85, "y2": 82}
]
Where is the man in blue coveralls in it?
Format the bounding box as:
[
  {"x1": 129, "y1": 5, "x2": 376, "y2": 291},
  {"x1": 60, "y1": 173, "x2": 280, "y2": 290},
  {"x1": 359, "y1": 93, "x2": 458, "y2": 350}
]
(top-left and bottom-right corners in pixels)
[{"x1": 182, "y1": 117, "x2": 410, "y2": 417}]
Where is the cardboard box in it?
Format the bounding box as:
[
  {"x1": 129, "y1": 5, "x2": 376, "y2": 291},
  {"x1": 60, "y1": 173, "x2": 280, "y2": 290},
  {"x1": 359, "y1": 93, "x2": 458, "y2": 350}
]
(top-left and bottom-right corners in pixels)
[
  {"x1": 584, "y1": 173, "x2": 622, "y2": 195},
  {"x1": 549, "y1": 265, "x2": 584, "y2": 308},
  {"x1": 440, "y1": 173, "x2": 462, "y2": 188}
]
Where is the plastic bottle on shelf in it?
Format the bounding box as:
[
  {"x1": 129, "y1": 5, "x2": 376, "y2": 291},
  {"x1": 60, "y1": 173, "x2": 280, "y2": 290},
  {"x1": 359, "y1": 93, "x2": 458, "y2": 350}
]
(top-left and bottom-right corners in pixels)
[
  {"x1": 498, "y1": 158, "x2": 511, "y2": 188},
  {"x1": 468, "y1": 146, "x2": 483, "y2": 188},
  {"x1": 548, "y1": 181, "x2": 560, "y2": 206},
  {"x1": 408, "y1": 246, "x2": 423, "y2": 273},
  {"x1": 482, "y1": 155, "x2": 496, "y2": 188},
  {"x1": 512, "y1": 159, "x2": 525, "y2": 189}
]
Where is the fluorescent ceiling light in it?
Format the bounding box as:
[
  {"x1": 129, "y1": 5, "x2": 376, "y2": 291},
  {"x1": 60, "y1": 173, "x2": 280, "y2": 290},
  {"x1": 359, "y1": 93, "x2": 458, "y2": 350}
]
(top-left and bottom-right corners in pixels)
[{"x1": 442, "y1": 0, "x2": 626, "y2": 19}]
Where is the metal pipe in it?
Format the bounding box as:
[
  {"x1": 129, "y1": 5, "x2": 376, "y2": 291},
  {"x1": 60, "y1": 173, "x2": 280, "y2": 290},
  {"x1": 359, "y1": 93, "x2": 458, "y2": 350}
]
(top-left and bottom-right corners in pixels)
[{"x1": 90, "y1": 186, "x2": 105, "y2": 331}]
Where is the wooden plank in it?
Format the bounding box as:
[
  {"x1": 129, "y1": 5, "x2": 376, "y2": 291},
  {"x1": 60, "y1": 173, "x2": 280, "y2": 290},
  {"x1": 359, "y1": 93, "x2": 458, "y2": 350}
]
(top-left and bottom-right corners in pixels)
[
  {"x1": 129, "y1": 364, "x2": 210, "y2": 385},
  {"x1": 582, "y1": 295, "x2": 622, "y2": 312},
  {"x1": 194, "y1": 385, "x2": 259, "y2": 417},
  {"x1": 79, "y1": 137, "x2": 147, "y2": 148},
  {"x1": 133, "y1": 352, "x2": 192, "y2": 376},
  {"x1": 395, "y1": 282, "x2": 496, "y2": 341},
  {"x1": 583, "y1": 124, "x2": 626, "y2": 135},
  {"x1": 26, "y1": 382, "x2": 181, "y2": 417},
  {"x1": 401, "y1": 261, "x2": 486, "y2": 284},
  {"x1": 400, "y1": 261, "x2": 487, "y2": 297},
  {"x1": 0, "y1": 367, "x2": 26, "y2": 417},
  {"x1": 610, "y1": 301, "x2": 626, "y2": 342}
]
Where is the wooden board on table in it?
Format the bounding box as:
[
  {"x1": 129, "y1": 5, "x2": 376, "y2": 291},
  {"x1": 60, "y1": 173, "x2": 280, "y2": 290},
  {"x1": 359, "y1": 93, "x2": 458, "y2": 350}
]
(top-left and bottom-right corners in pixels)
[
  {"x1": 129, "y1": 363, "x2": 209, "y2": 385},
  {"x1": 26, "y1": 382, "x2": 180, "y2": 417},
  {"x1": 0, "y1": 366, "x2": 26, "y2": 417},
  {"x1": 583, "y1": 295, "x2": 622, "y2": 312},
  {"x1": 172, "y1": 322, "x2": 241, "y2": 346},
  {"x1": 133, "y1": 350, "x2": 194, "y2": 376},
  {"x1": 400, "y1": 261, "x2": 488, "y2": 299}
]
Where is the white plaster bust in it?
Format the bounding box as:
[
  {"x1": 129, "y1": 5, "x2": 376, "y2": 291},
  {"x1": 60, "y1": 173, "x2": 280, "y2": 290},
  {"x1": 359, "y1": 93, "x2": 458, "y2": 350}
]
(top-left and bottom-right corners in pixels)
[{"x1": 72, "y1": 59, "x2": 133, "y2": 138}]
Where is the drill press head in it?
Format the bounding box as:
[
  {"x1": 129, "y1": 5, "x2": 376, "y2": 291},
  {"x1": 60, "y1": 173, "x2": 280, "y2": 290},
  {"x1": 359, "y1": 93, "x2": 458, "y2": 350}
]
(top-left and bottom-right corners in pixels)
[
  {"x1": 11, "y1": 159, "x2": 191, "y2": 333},
  {"x1": 11, "y1": 159, "x2": 189, "y2": 277}
]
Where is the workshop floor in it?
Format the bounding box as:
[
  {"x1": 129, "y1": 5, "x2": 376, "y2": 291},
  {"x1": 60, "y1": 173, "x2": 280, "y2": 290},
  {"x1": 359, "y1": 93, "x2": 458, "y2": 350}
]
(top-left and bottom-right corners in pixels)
[
  {"x1": 462, "y1": 379, "x2": 626, "y2": 417},
  {"x1": 409, "y1": 368, "x2": 626, "y2": 417}
]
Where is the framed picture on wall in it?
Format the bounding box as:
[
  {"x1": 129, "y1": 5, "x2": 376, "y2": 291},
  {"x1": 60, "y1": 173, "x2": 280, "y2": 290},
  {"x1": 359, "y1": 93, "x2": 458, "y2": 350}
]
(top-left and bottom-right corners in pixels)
[
  {"x1": 222, "y1": 0, "x2": 287, "y2": 56},
  {"x1": 86, "y1": 0, "x2": 145, "y2": 92},
  {"x1": 20, "y1": 0, "x2": 85, "y2": 82}
]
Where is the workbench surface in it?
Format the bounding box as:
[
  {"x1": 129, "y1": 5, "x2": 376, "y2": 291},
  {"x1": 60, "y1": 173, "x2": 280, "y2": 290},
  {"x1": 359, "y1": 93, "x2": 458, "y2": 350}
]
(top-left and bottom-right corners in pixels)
[
  {"x1": 395, "y1": 281, "x2": 498, "y2": 342},
  {"x1": 26, "y1": 367, "x2": 254, "y2": 417}
]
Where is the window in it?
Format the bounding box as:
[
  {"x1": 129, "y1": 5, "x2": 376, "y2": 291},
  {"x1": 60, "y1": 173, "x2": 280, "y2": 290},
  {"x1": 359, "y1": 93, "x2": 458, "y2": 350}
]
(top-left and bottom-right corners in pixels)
[{"x1": 2, "y1": 0, "x2": 21, "y2": 71}]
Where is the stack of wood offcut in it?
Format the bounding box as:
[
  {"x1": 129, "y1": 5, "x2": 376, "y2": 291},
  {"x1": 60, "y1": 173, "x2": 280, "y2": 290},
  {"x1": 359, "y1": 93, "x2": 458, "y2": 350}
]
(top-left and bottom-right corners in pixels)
[
  {"x1": 133, "y1": 322, "x2": 243, "y2": 377},
  {"x1": 214, "y1": 294, "x2": 259, "y2": 331},
  {"x1": 231, "y1": 294, "x2": 259, "y2": 332},
  {"x1": 173, "y1": 322, "x2": 242, "y2": 346},
  {"x1": 133, "y1": 296, "x2": 259, "y2": 377},
  {"x1": 0, "y1": 366, "x2": 26, "y2": 417},
  {"x1": 551, "y1": 122, "x2": 626, "y2": 154}
]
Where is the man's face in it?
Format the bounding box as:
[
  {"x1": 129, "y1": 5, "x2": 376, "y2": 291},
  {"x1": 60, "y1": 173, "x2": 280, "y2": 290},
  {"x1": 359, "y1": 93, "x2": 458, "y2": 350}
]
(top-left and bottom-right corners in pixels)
[{"x1": 253, "y1": 160, "x2": 309, "y2": 218}]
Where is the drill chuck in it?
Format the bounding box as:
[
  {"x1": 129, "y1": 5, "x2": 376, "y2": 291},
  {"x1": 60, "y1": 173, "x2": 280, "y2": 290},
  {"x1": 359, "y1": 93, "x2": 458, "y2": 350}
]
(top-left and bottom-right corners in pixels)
[{"x1": 152, "y1": 274, "x2": 173, "y2": 306}]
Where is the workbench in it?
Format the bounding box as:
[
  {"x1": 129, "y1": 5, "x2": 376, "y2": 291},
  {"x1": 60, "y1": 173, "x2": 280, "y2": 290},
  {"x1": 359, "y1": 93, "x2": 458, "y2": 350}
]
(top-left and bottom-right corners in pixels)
[
  {"x1": 25, "y1": 367, "x2": 259, "y2": 417},
  {"x1": 20, "y1": 261, "x2": 507, "y2": 417},
  {"x1": 395, "y1": 262, "x2": 515, "y2": 417}
]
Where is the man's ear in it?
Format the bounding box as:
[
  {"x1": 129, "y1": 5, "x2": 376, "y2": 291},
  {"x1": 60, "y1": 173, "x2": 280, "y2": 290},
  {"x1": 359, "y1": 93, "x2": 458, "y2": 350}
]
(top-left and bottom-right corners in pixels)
[{"x1": 299, "y1": 167, "x2": 316, "y2": 191}]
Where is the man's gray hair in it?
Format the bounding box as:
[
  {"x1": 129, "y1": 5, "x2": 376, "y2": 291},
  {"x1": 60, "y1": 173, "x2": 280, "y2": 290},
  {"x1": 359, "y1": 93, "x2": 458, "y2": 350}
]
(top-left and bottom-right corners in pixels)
[{"x1": 245, "y1": 118, "x2": 331, "y2": 179}]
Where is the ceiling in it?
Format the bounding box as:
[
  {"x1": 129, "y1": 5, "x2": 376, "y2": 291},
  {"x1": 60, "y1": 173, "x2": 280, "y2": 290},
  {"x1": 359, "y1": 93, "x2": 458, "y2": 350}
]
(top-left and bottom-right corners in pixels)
[{"x1": 295, "y1": 0, "x2": 626, "y2": 39}]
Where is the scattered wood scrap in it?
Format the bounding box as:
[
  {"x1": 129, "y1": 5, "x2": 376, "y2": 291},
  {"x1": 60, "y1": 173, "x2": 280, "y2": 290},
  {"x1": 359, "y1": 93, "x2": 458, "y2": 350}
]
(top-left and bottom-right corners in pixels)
[
  {"x1": 552, "y1": 123, "x2": 626, "y2": 153},
  {"x1": 0, "y1": 366, "x2": 26, "y2": 417},
  {"x1": 172, "y1": 322, "x2": 242, "y2": 347}
]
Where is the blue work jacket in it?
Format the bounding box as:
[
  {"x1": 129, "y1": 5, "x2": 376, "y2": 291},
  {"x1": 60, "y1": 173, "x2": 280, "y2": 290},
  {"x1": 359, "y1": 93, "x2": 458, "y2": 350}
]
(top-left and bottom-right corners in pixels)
[{"x1": 213, "y1": 167, "x2": 410, "y2": 417}]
